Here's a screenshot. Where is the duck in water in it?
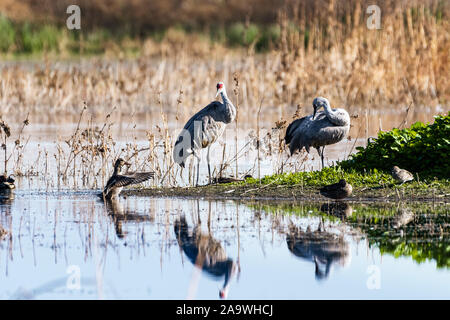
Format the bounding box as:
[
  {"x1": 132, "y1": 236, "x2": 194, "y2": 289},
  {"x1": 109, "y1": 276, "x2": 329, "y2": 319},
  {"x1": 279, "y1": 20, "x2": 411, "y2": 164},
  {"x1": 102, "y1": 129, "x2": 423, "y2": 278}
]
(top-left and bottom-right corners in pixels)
[{"x1": 0, "y1": 174, "x2": 15, "y2": 190}]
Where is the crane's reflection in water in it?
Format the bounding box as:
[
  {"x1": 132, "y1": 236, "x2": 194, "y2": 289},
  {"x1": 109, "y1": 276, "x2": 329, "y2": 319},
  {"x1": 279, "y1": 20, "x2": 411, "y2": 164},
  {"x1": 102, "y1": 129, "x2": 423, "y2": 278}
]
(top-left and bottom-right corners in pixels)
[
  {"x1": 286, "y1": 220, "x2": 351, "y2": 280},
  {"x1": 174, "y1": 213, "x2": 237, "y2": 299},
  {"x1": 0, "y1": 193, "x2": 449, "y2": 299}
]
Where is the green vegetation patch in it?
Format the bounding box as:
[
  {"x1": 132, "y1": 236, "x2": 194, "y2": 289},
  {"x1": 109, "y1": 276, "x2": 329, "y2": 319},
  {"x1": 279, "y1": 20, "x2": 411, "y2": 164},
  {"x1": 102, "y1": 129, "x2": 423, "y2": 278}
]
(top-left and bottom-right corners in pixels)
[
  {"x1": 340, "y1": 112, "x2": 450, "y2": 178},
  {"x1": 243, "y1": 167, "x2": 394, "y2": 188}
]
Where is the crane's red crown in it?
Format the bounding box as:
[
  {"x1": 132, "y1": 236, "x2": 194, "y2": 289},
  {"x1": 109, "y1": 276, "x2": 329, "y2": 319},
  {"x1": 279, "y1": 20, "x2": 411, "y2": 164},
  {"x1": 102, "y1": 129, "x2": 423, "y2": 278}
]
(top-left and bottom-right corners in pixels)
[{"x1": 216, "y1": 83, "x2": 224, "y2": 90}]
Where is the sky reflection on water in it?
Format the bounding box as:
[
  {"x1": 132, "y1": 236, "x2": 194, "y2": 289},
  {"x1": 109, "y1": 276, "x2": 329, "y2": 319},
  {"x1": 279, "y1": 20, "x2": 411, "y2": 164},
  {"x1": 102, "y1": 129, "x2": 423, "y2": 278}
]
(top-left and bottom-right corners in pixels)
[{"x1": 0, "y1": 191, "x2": 448, "y2": 300}]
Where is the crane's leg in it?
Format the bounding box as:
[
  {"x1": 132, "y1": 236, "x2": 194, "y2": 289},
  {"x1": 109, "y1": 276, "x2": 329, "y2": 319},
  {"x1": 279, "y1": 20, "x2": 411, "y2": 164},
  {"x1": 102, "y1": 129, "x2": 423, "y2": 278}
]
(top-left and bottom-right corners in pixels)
[
  {"x1": 193, "y1": 150, "x2": 201, "y2": 187},
  {"x1": 321, "y1": 146, "x2": 325, "y2": 169},
  {"x1": 316, "y1": 147, "x2": 323, "y2": 170},
  {"x1": 207, "y1": 145, "x2": 212, "y2": 184}
]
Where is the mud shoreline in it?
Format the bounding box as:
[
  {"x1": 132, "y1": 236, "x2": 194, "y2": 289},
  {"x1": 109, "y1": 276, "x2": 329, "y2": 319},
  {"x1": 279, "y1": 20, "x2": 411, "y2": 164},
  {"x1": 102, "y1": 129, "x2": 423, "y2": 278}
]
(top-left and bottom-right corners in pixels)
[{"x1": 123, "y1": 183, "x2": 450, "y2": 203}]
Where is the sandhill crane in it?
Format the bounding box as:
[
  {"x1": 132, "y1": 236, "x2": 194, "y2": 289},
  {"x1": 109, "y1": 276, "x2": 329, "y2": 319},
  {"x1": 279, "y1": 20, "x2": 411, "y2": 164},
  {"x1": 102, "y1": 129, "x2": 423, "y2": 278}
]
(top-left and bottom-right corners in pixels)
[
  {"x1": 285, "y1": 97, "x2": 350, "y2": 169},
  {"x1": 174, "y1": 215, "x2": 237, "y2": 299},
  {"x1": 102, "y1": 158, "x2": 155, "y2": 199},
  {"x1": 320, "y1": 179, "x2": 353, "y2": 200},
  {"x1": 173, "y1": 82, "x2": 236, "y2": 186},
  {"x1": 391, "y1": 166, "x2": 414, "y2": 184}
]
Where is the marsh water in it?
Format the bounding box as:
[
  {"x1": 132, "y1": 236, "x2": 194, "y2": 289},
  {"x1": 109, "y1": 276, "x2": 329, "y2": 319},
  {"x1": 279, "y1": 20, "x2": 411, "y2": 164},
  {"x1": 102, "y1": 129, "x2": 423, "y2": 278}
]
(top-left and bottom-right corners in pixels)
[
  {"x1": 0, "y1": 191, "x2": 449, "y2": 299},
  {"x1": 0, "y1": 111, "x2": 449, "y2": 300}
]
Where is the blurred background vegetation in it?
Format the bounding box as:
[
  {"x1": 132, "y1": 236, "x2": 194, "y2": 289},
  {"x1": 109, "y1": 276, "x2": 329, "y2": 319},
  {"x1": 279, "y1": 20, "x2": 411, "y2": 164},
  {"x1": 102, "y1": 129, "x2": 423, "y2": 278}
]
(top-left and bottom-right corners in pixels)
[
  {"x1": 0, "y1": 0, "x2": 448, "y2": 55},
  {"x1": 0, "y1": 0, "x2": 448, "y2": 121}
]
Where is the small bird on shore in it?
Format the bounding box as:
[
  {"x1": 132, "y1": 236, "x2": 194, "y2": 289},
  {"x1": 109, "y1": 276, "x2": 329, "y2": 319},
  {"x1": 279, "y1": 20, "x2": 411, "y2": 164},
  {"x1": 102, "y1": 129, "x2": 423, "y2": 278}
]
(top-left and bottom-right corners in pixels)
[
  {"x1": 101, "y1": 158, "x2": 155, "y2": 200},
  {"x1": 210, "y1": 174, "x2": 253, "y2": 185},
  {"x1": 391, "y1": 166, "x2": 414, "y2": 184},
  {"x1": 0, "y1": 175, "x2": 15, "y2": 190},
  {"x1": 320, "y1": 179, "x2": 352, "y2": 200}
]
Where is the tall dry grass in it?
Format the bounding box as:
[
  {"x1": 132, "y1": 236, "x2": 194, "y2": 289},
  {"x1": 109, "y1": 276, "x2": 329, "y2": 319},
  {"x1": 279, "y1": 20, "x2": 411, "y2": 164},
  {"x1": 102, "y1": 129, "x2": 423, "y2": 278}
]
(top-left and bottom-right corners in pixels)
[
  {"x1": 0, "y1": 1, "x2": 447, "y2": 123},
  {"x1": 0, "y1": 1, "x2": 448, "y2": 186}
]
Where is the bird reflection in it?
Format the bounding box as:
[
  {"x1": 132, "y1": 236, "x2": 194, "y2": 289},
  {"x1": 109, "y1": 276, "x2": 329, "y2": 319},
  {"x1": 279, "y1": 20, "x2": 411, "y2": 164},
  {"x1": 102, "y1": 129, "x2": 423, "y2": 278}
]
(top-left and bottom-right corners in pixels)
[
  {"x1": 286, "y1": 222, "x2": 350, "y2": 280},
  {"x1": 0, "y1": 189, "x2": 15, "y2": 206},
  {"x1": 174, "y1": 215, "x2": 237, "y2": 299},
  {"x1": 0, "y1": 224, "x2": 8, "y2": 241},
  {"x1": 391, "y1": 207, "x2": 414, "y2": 229},
  {"x1": 104, "y1": 197, "x2": 153, "y2": 239},
  {"x1": 320, "y1": 202, "x2": 353, "y2": 220}
]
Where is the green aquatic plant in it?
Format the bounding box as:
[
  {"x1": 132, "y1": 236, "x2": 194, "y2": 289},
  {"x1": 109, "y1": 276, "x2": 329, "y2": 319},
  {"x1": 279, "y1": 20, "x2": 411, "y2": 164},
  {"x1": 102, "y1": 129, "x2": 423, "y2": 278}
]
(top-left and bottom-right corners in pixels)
[
  {"x1": 243, "y1": 166, "x2": 394, "y2": 188},
  {"x1": 340, "y1": 112, "x2": 450, "y2": 178}
]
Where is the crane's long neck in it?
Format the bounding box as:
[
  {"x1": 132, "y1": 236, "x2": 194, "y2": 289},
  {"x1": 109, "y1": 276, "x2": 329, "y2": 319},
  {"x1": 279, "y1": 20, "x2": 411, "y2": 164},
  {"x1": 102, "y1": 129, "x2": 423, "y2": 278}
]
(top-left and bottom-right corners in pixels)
[
  {"x1": 322, "y1": 102, "x2": 348, "y2": 126},
  {"x1": 221, "y1": 90, "x2": 236, "y2": 123}
]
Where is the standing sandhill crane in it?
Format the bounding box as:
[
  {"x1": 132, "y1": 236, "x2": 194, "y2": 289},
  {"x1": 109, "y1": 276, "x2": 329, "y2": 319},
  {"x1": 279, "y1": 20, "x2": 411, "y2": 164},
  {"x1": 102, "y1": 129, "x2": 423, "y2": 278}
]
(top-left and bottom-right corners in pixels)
[
  {"x1": 173, "y1": 82, "x2": 236, "y2": 186},
  {"x1": 174, "y1": 215, "x2": 237, "y2": 299},
  {"x1": 101, "y1": 158, "x2": 155, "y2": 200},
  {"x1": 285, "y1": 97, "x2": 350, "y2": 169}
]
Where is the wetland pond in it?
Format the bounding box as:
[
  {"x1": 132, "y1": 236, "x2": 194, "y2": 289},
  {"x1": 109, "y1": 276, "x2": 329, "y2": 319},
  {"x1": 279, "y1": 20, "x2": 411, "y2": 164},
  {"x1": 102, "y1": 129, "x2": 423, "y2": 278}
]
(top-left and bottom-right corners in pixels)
[
  {"x1": 0, "y1": 113, "x2": 448, "y2": 300},
  {"x1": 0, "y1": 190, "x2": 449, "y2": 299}
]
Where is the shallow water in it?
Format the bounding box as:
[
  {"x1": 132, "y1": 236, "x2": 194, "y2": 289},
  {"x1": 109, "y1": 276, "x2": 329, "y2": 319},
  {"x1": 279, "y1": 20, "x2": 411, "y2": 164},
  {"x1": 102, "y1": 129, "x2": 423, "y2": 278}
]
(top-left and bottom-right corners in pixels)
[
  {"x1": 0, "y1": 109, "x2": 448, "y2": 300},
  {"x1": 0, "y1": 190, "x2": 448, "y2": 300}
]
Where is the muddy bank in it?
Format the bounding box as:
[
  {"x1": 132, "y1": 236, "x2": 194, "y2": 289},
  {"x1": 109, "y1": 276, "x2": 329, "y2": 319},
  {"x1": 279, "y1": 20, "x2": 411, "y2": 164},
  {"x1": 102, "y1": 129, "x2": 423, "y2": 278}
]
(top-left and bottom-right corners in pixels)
[{"x1": 124, "y1": 183, "x2": 450, "y2": 203}]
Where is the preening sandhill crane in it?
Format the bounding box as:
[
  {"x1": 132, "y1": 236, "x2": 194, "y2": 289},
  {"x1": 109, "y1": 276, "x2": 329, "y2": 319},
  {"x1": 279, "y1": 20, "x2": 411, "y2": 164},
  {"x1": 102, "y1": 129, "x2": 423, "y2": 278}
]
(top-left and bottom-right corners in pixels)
[
  {"x1": 285, "y1": 97, "x2": 350, "y2": 169},
  {"x1": 173, "y1": 82, "x2": 236, "y2": 186},
  {"x1": 174, "y1": 215, "x2": 237, "y2": 299},
  {"x1": 101, "y1": 158, "x2": 155, "y2": 200}
]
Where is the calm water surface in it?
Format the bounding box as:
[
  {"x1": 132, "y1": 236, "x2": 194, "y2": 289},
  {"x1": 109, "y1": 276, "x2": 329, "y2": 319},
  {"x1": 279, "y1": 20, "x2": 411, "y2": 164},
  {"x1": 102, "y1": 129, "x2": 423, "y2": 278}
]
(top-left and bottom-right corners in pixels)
[
  {"x1": 0, "y1": 189, "x2": 448, "y2": 300},
  {"x1": 0, "y1": 115, "x2": 448, "y2": 300}
]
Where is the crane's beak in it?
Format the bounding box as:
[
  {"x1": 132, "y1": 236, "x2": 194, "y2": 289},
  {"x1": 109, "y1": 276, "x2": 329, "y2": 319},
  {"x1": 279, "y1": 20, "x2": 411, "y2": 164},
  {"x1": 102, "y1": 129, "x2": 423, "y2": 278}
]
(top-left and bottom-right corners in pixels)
[
  {"x1": 215, "y1": 88, "x2": 223, "y2": 98},
  {"x1": 312, "y1": 108, "x2": 317, "y2": 120}
]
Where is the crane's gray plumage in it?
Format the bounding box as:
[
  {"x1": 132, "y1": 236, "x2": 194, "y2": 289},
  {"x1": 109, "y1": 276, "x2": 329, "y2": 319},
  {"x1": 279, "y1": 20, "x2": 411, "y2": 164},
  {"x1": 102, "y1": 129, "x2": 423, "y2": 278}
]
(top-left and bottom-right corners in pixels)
[
  {"x1": 173, "y1": 82, "x2": 236, "y2": 185},
  {"x1": 285, "y1": 97, "x2": 350, "y2": 169},
  {"x1": 102, "y1": 158, "x2": 154, "y2": 199}
]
